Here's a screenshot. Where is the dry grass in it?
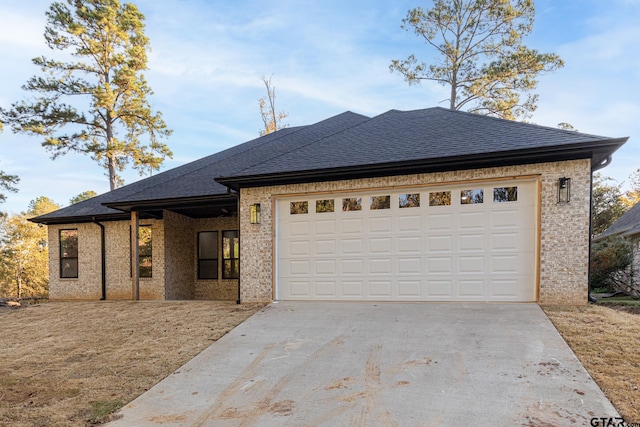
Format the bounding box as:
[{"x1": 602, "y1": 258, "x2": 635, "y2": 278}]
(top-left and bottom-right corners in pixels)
[
  {"x1": 542, "y1": 304, "x2": 640, "y2": 422},
  {"x1": 0, "y1": 301, "x2": 265, "y2": 427}
]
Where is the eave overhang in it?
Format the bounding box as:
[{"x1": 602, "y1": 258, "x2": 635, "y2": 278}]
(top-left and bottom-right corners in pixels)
[{"x1": 215, "y1": 137, "x2": 628, "y2": 191}]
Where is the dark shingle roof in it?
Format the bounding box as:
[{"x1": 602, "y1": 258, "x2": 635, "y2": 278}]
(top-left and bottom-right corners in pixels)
[
  {"x1": 600, "y1": 201, "x2": 640, "y2": 238},
  {"x1": 217, "y1": 108, "x2": 626, "y2": 185},
  {"x1": 31, "y1": 111, "x2": 370, "y2": 223},
  {"x1": 32, "y1": 107, "x2": 627, "y2": 224}
]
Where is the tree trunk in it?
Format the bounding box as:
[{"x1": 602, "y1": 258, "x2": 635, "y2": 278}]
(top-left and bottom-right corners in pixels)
[{"x1": 105, "y1": 114, "x2": 118, "y2": 190}]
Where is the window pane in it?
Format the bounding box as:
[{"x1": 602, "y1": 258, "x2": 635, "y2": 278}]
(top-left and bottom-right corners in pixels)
[
  {"x1": 198, "y1": 231, "x2": 218, "y2": 259},
  {"x1": 223, "y1": 259, "x2": 239, "y2": 279},
  {"x1": 316, "y1": 199, "x2": 334, "y2": 213},
  {"x1": 290, "y1": 201, "x2": 308, "y2": 214},
  {"x1": 223, "y1": 230, "x2": 239, "y2": 259},
  {"x1": 370, "y1": 195, "x2": 391, "y2": 210},
  {"x1": 60, "y1": 229, "x2": 78, "y2": 257},
  {"x1": 461, "y1": 189, "x2": 484, "y2": 204},
  {"x1": 342, "y1": 197, "x2": 362, "y2": 211},
  {"x1": 139, "y1": 256, "x2": 152, "y2": 278},
  {"x1": 61, "y1": 258, "x2": 78, "y2": 279},
  {"x1": 198, "y1": 260, "x2": 218, "y2": 280},
  {"x1": 429, "y1": 191, "x2": 451, "y2": 206},
  {"x1": 493, "y1": 187, "x2": 518, "y2": 202},
  {"x1": 138, "y1": 226, "x2": 152, "y2": 256},
  {"x1": 399, "y1": 193, "x2": 420, "y2": 208}
]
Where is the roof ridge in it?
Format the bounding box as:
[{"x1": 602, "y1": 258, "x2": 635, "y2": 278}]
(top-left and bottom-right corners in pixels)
[{"x1": 218, "y1": 111, "x2": 371, "y2": 178}]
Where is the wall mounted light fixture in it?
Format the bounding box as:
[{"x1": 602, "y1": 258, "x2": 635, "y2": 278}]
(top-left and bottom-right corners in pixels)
[
  {"x1": 250, "y1": 203, "x2": 261, "y2": 224},
  {"x1": 558, "y1": 177, "x2": 571, "y2": 203}
]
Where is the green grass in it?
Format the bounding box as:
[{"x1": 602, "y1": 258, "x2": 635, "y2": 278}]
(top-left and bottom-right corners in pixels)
[
  {"x1": 88, "y1": 400, "x2": 124, "y2": 423},
  {"x1": 596, "y1": 296, "x2": 640, "y2": 306}
]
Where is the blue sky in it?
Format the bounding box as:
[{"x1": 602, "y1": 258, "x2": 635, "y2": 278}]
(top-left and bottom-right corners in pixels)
[{"x1": 0, "y1": 0, "x2": 638, "y2": 213}]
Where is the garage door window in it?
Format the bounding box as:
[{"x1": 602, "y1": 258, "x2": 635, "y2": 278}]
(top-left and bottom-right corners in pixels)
[
  {"x1": 493, "y1": 187, "x2": 518, "y2": 202},
  {"x1": 370, "y1": 195, "x2": 390, "y2": 210},
  {"x1": 399, "y1": 193, "x2": 420, "y2": 208},
  {"x1": 316, "y1": 199, "x2": 334, "y2": 213},
  {"x1": 290, "y1": 201, "x2": 308, "y2": 214},
  {"x1": 429, "y1": 191, "x2": 451, "y2": 206},
  {"x1": 461, "y1": 189, "x2": 484, "y2": 204},
  {"x1": 343, "y1": 197, "x2": 362, "y2": 211}
]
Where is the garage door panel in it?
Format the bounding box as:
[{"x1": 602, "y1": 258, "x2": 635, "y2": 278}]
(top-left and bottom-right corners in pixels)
[
  {"x1": 369, "y1": 258, "x2": 392, "y2": 274},
  {"x1": 397, "y1": 215, "x2": 421, "y2": 232},
  {"x1": 428, "y1": 280, "x2": 453, "y2": 297},
  {"x1": 428, "y1": 213, "x2": 454, "y2": 231},
  {"x1": 315, "y1": 239, "x2": 336, "y2": 255},
  {"x1": 428, "y1": 235, "x2": 453, "y2": 252},
  {"x1": 276, "y1": 180, "x2": 537, "y2": 301},
  {"x1": 398, "y1": 257, "x2": 421, "y2": 274},
  {"x1": 428, "y1": 257, "x2": 453, "y2": 273},
  {"x1": 315, "y1": 219, "x2": 336, "y2": 235},
  {"x1": 342, "y1": 259, "x2": 364, "y2": 275},
  {"x1": 459, "y1": 233, "x2": 485, "y2": 251},
  {"x1": 370, "y1": 280, "x2": 392, "y2": 297},
  {"x1": 370, "y1": 216, "x2": 392, "y2": 233},
  {"x1": 341, "y1": 218, "x2": 363, "y2": 234},
  {"x1": 315, "y1": 281, "x2": 336, "y2": 296},
  {"x1": 397, "y1": 280, "x2": 421, "y2": 297},
  {"x1": 341, "y1": 281, "x2": 363, "y2": 296},
  {"x1": 370, "y1": 237, "x2": 392, "y2": 254}
]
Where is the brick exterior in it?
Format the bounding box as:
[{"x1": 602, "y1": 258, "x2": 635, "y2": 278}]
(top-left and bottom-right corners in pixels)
[
  {"x1": 47, "y1": 213, "x2": 239, "y2": 301},
  {"x1": 239, "y1": 160, "x2": 592, "y2": 304},
  {"x1": 632, "y1": 237, "x2": 640, "y2": 290}
]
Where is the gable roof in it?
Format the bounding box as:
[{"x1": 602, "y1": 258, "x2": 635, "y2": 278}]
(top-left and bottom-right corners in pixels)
[
  {"x1": 599, "y1": 201, "x2": 640, "y2": 239},
  {"x1": 32, "y1": 107, "x2": 628, "y2": 224}
]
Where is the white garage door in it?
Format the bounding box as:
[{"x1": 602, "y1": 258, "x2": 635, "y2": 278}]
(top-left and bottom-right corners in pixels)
[{"x1": 276, "y1": 179, "x2": 537, "y2": 302}]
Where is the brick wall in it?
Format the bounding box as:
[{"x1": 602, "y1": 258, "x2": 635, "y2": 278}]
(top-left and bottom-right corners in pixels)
[
  {"x1": 239, "y1": 159, "x2": 592, "y2": 304},
  {"x1": 47, "y1": 213, "x2": 240, "y2": 301},
  {"x1": 164, "y1": 210, "x2": 195, "y2": 299}
]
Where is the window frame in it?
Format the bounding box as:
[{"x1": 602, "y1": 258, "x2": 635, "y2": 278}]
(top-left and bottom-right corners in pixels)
[
  {"x1": 138, "y1": 225, "x2": 153, "y2": 278},
  {"x1": 197, "y1": 231, "x2": 219, "y2": 280},
  {"x1": 59, "y1": 229, "x2": 78, "y2": 279},
  {"x1": 222, "y1": 230, "x2": 239, "y2": 279}
]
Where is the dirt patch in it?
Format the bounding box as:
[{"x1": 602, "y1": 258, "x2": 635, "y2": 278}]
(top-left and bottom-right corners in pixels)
[
  {"x1": 542, "y1": 304, "x2": 640, "y2": 422},
  {"x1": 0, "y1": 300, "x2": 266, "y2": 426}
]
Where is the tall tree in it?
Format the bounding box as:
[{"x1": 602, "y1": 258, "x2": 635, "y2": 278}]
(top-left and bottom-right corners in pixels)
[
  {"x1": 622, "y1": 168, "x2": 640, "y2": 208},
  {"x1": 591, "y1": 173, "x2": 628, "y2": 237},
  {"x1": 0, "y1": 196, "x2": 60, "y2": 298},
  {"x1": 258, "y1": 76, "x2": 289, "y2": 136},
  {"x1": 390, "y1": 0, "x2": 564, "y2": 120},
  {"x1": 0, "y1": 0, "x2": 172, "y2": 190},
  {"x1": 0, "y1": 123, "x2": 20, "y2": 206},
  {"x1": 69, "y1": 190, "x2": 98, "y2": 205}
]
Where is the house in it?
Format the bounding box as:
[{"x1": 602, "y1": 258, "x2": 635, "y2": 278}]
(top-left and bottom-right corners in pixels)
[
  {"x1": 31, "y1": 107, "x2": 628, "y2": 304},
  {"x1": 597, "y1": 201, "x2": 640, "y2": 291}
]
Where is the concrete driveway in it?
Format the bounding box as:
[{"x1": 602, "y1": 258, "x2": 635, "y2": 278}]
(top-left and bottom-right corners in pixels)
[{"x1": 109, "y1": 302, "x2": 618, "y2": 426}]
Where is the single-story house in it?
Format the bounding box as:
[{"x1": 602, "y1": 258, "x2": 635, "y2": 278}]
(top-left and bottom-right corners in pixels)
[
  {"x1": 31, "y1": 107, "x2": 628, "y2": 304},
  {"x1": 597, "y1": 201, "x2": 640, "y2": 291}
]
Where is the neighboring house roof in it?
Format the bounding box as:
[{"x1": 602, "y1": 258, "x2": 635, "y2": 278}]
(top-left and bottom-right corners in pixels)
[
  {"x1": 599, "y1": 201, "x2": 640, "y2": 239},
  {"x1": 31, "y1": 107, "x2": 628, "y2": 224}
]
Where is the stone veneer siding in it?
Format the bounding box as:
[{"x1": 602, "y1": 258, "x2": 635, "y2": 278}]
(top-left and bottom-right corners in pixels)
[
  {"x1": 239, "y1": 159, "x2": 592, "y2": 304},
  {"x1": 47, "y1": 213, "x2": 239, "y2": 301}
]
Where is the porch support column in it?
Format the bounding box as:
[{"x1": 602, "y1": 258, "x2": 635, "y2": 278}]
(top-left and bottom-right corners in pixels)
[{"x1": 131, "y1": 211, "x2": 140, "y2": 300}]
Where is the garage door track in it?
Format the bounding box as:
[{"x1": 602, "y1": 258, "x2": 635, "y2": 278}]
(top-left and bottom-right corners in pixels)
[{"x1": 109, "y1": 302, "x2": 618, "y2": 426}]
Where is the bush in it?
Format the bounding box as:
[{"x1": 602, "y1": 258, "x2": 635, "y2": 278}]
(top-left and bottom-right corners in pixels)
[{"x1": 590, "y1": 235, "x2": 634, "y2": 295}]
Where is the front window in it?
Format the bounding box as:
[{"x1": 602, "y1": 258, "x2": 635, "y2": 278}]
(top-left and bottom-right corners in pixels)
[
  {"x1": 198, "y1": 231, "x2": 218, "y2": 279},
  {"x1": 138, "y1": 225, "x2": 152, "y2": 278},
  {"x1": 59, "y1": 229, "x2": 78, "y2": 278},
  {"x1": 223, "y1": 230, "x2": 239, "y2": 279}
]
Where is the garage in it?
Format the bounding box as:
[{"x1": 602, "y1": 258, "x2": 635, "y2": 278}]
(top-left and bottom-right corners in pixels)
[{"x1": 276, "y1": 179, "x2": 538, "y2": 302}]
